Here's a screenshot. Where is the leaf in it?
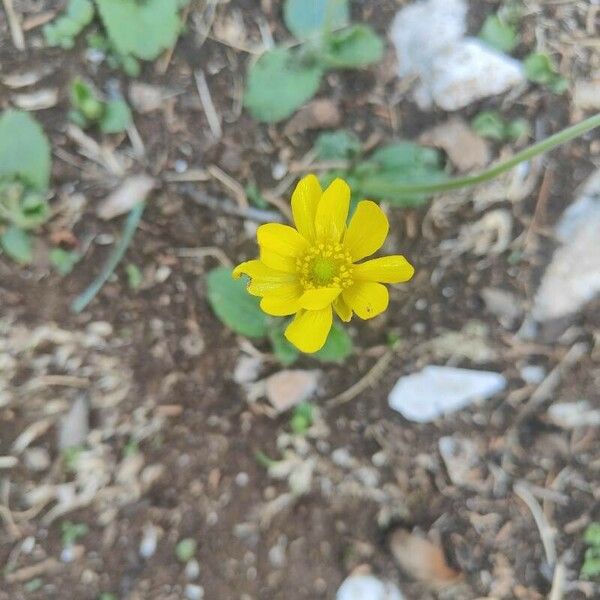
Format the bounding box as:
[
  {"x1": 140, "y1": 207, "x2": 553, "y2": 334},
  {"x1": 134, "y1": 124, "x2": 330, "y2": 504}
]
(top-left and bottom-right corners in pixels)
[
  {"x1": 283, "y1": 0, "x2": 349, "y2": 40},
  {"x1": 50, "y1": 248, "x2": 80, "y2": 275},
  {"x1": 244, "y1": 48, "x2": 324, "y2": 123},
  {"x1": 524, "y1": 52, "x2": 569, "y2": 93},
  {"x1": 322, "y1": 24, "x2": 384, "y2": 68},
  {"x1": 584, "y1": 523, "x2": 600, "y2": 547},
  {"x1": 0, "y1": 110, "x2": 51, "y2": 191},
  {"x1": 471, "y1": 111, "x2": 506, "y2": 141},
  {"x1": 505, "y1": 117, "x2": 531, "y2": 141},
  {"x1": 95, "y1": 0, "x2": 181, "y2": 61},
  {"x1": 99, "y1": 99, "x2": 132, "y2": 134},
  {"x1": 315, "y1": 130, "x2": 361, "y2": 160},
  {"x1": 125, "y1": 263, "x2": 143, "y2": 290},
  {"x1": 43, "y1": 0, "x2": 94, "y2": 49},
  {"x1": 314, "y1": 323, "x2": 352, "y2": 363},
  {"x1": 70, "y1": 78, "x2": 104, "y2": 121},
  {"x1": 479, "y1": 15, "x2": 519, "y2": 53},
  {"x1": 269, "y1": 325, "x2": 300, "y2": 366},
  {"x1": 1, "y1": 226, "x2": 32, "y2": 264},
  {"x1": 206, "y1": 267, "x2": 269, "y2": 338}
]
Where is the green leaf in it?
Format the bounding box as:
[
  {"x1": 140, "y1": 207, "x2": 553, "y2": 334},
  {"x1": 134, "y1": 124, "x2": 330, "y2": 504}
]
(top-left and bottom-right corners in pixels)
[
  {"x1": 471, "y1": 111, "x2": 507, "y2": 141},
  {"x1": 506, "y1": 117, "x2": 531, "y2": 141},
  {"x1": 584, "y1": 523, "x2": 600, "y2": 547},
  {"x1": 100, "y1": 99, "x2": 132, "y2": 134},
  {"x1": 524, "y1": 52, "x2": 568, "y2": 93},
  {"x1": 175, "y1": 538, "x2": 197, "y2": 562},
  {"x1": 479, "y1": 15, "x2": 519, "y2": 53},
  {"x1": 61, "y1": 521, "x2": 89, "y2": 546},
  {"x1": 322, "y1": 24, "x2": 384, "y2": 68},
  {"x1": 289, "y1": 402, "x2": 314, "y2": 434},
  {"x1": 581, "y1": 547, "x2": 600, "y2": 579},
  {"x1": 1, "y1": 226, "x2": 32, "y2": 264},
  {"x1": 70, "y1": 79, "x2": 104, "y2": 121},
  {"x1": 314, "y1": 323, "x2": 352, "y2": 363},
  {"x1": 50, "y1": 248, "x2": 80, "y2": 275},
  {"x1": 0, "y1": 180, "x2": 49, "y2": 229},
  {"x1": 206, "y1": 267, "x2": 269, "y2": 338},
  {"x1": 0, "y1": 110, "x2": 51, "y2": 191},
  {"x1": 125, "y1": 263, "x2": 143, "y2": 290},
  {"x1": 43, "y1": 0, "x2": 94, "y2": 48},
  {"x1": 315, "y1": 130, "x2": 361, "y2": 160},
  {"x1": 356, "y1": 142, "x2": 446, "y2": 206},
  {"x1": 269, "y1": 325, "x2": 300, "y2": 366},
  {"x1": 283, "y1": 0, "x2": 349, "y2": 39},
  {"x1": 96, "y1": 0, "x2": 181, "y2": 61},
  {"x1": 245, "y1": 48, "x2": 324, "y2": 123}
]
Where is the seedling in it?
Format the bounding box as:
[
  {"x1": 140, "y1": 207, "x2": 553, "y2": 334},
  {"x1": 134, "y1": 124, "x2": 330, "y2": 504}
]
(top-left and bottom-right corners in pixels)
[
  {"x1": 524, "y1": 52, "x2": 569, "y2": 93},
  {"x1": 471, "y1": 111, "x2": 531, "y2": 142},
  {"x1": 581, "y1": 523, "x2": 600, "y2": 579}
]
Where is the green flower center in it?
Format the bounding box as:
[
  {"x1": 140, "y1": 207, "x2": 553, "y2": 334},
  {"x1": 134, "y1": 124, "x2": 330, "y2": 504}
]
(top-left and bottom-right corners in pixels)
[{"x1": 297, "y1": 241, "x2": 354, "y2": 290}]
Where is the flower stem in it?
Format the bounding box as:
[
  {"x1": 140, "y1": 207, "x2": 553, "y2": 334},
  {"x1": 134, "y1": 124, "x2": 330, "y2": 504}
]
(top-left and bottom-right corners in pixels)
[{"x1": 359, "y1": 112, "x2": 600, "y2": 197}]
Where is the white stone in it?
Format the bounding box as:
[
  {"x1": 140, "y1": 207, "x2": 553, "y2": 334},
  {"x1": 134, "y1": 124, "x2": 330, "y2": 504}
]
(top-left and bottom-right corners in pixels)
[
  {"x1": 185, "y1": 584, "x2": 205, "y2": 600},
  {"x1": 337, "y1": 574, "x2": 405, "y2": 600},
  {"x1": 547, "y1": 401, "x2": 600, "y2": 429},
  {"x1": 388, "y1": 366, "x2": 507, "y2": 423},
  {"x1": 531, "y1": 170, "x2": 600, "y2": 322},
  {"x1": 390, "y1": 0, "x2": 524, "y2": 111},
  {"x1": 58, "y1": 396, "x2": 89, "y2": 450}
]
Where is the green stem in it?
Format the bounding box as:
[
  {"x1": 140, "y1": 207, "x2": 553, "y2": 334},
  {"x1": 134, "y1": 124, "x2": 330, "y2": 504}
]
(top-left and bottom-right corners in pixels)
[
  {"x1": 360, "y1": 112, "x2": 600, "y2": 197},
  {"x1": 71, "y1": 202, "x2": 145, "y2": 314}
]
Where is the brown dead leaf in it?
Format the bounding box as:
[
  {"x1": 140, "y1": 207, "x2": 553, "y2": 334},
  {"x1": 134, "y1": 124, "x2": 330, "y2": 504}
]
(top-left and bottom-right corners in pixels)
[
  {"x1": 97, "y1": 175, "x2": 156, "y2": 220},
  {"x1": 389, "y1": 529, "x2": 462, "y2": 588},
  {"x1": 419, "y1": 117, "x2": 489, "y2": 172},
  {"x1": 284, "y1": 99, "x2": 341, "y2": 136}
]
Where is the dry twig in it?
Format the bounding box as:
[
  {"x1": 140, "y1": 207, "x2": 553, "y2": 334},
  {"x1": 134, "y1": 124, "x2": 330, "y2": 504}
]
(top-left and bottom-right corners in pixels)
[{"x1": 2, "y1": 0, "x2": 25, "y2": 50}]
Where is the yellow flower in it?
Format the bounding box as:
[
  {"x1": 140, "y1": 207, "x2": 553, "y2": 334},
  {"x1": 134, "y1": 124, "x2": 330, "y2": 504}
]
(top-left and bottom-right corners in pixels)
[{"x1": 233, "y1": 175, "x2": 415, "y2": 353}]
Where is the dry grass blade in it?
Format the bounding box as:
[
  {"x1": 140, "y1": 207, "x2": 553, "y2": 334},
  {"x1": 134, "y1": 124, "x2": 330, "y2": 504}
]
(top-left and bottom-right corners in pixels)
[
  {"x1": 195, "y1": 69, "x2": 223, "y2": 139},
  {"x1": 2, "y1": 0, "x2": 25, "y2": 50}
]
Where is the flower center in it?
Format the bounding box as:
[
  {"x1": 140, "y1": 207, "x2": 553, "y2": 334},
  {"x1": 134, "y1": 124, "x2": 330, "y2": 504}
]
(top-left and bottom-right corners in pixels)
[{"x1": 296, "y1": 241, "x2": 354, "y2": 290}]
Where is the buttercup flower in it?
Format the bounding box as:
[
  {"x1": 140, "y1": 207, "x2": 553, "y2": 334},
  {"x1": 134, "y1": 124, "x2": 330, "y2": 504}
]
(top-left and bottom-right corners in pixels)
[{"x1": 233, "y1": 175, "x2": 415, "y2": 353}]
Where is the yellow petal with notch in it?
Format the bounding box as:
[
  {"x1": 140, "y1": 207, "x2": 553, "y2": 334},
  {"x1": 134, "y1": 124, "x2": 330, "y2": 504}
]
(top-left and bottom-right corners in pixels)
[{"x1": 285, "y1": 306, "x2": 333, "y2": 353}]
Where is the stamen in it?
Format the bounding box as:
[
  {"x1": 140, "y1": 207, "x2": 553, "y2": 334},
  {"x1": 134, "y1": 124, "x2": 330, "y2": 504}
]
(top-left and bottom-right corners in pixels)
[{"x1": 297, "y1": 240, "x2": 354, "y2": 290}]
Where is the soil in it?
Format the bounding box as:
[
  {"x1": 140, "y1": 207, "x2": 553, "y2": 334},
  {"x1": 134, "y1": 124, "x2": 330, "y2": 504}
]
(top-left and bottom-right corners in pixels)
[{"x1": 1, "y1": 1, "x2": 599, "y2": 600}]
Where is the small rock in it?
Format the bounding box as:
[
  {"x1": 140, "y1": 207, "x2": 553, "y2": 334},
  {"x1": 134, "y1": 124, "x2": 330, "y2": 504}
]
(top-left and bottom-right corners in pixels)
[
  {"x1": 520, "y1": 364, "x2": 546, "y2": 385},
  {"x1": 284, "y1": 99, "x2": 341, "y2": 135},
  {"x1": 23, "y1": 447, "x2": 51, "y2": 472},
  {"x1": 180, "y1": 334, "x2": 205, "y2": 357},
  {"x1": 234, "y1": 355, "x2": 263, "y2": 384},
  {"x1": 531, "y1": 169, "x2": 600, "y2": 323},
  {"x1": 573, "y1": 79, "x2": 600, "y2": 111},
  {"x1": 419, "y1": 117, "x2": 490, "y2": 171},
  {"x1": 481, "y1": 287, "x2": 523, "y2": 329},
  {"x1": 58, "y1": 396, "x2": 89, "y2": 450},
  {"x1": 97, "y1": 175, "x2": 156, "y2": 220},
  {"x1": 268, "y1": 535, "x2": 287, "y2": 568},
  {"x1": 185, "y1": 584, "x2": 205, "y2": 600},
  {"x1": 547, "y1": 401, "x2": 600, "y2": 429},
  {"x1": 388, "y1": 366, "x2": 506, "y2": 423},
  {"x1": 139, "y1": 525, "x2": 159, "y2": 559},
  {"x1": 129, "y1": 82, "x2": 168, "y2": 113},
  {"x1": 438, "y1": 436, "x2": 482, "y2": 489},
  {"x1": 336, "y1": 574, "x2": 405, "y2": 600},
  {"x1": 12, "y1": 89, "x2": 59, "y2": 111},
  {"x1": 265, "y1": 370, "x2": 320, "y2": 414},
  {"x1": 390, "y1": 0, "x2": 524, "y2": 111},
  {"x1": 185, "y1": 558, "x2": 201, "y2": 580}
]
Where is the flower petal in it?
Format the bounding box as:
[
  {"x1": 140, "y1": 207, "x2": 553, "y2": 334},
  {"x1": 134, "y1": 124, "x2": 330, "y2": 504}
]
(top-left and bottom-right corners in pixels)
[
  {"x1": 342, "y1": 281, "x2": 389, "y2": 320},
  {"x1": 353, "y1": 255, "x2": 415, "y2": 283},
  {"x1": 233, "y1": 260, "x2": 296, "y2": 296},
  {"x1": 314, "y1": 178, "x2": 350, "y2": 242},
  {"x1": 291, "y1": 174, "x2": 322, "y2": 241},
  {"x1": 298, "y1": 287, "x2": 340, "y2": 310},
  {"x1": 285, "y1": 306, "x2": 333, "y2": 353},
  {"x1": 333, "y1": 295, "x2": 352, "y2": 322},
  {"x1": 257, "y1": 223, "x2": 308, "y2": 257},
  {"x1": 260, "y1": 285, "x2": 303, "y2": 316},
  {"x1": 344, "y1": 200, "x2": 389, "y2": 261},
  {"x1": 260, "y1": 248, "x2": 297, "y2": 273}
]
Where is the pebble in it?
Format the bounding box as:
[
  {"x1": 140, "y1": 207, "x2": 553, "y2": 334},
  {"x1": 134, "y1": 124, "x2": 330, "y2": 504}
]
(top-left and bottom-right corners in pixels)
[
  {"x1": 520, "y1": 365, "x2": 546, "y2": 385},
  {"x1": 23, "y1": 447, "x2": 51, "y2": 472},
  {"x1": 336, "y1": 574, "x2": 405, "y2": 600},
  {"x1": 390, "y1": 0, "x2": 524, "y2": 111},
  {"x1": 388, "y1": 366, "x2": 507, "y2": 422},
  {"x1": 547, "y1": 401, "x2": 600, "y2": 428},
  {"x1": 235, "y1": 472, "x2": 249, "y2": 487},
  {"x1": 265, "y1": 369, "x2": 320, "y2": 414},
  {"x1": 185, "y1": 559, "x2": 201, "y2": 580},
  {"x1": 233, "y1": 355, "x2": 263, "y2": 384},
  {"x1": 185, "y1": 584, "x2": 205, "y2": 600},
  {"x1": 139, "y1": 526, "x2": 158, "y2": 559},
  {"x1": 58, "y1": 396, "x2": 89, "y2": 450},
  {"x1": 531, "y1": 169, "x2": 600, "y2": 323}
]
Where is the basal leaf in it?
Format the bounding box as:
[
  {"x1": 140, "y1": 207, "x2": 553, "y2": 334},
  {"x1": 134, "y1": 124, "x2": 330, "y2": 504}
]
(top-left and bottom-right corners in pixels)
[
  {"x1": 479, "y1": 15, "x2": 519, "y2": 53},
  {"x1": 269, "y1": 325, "x2": 300, "y2": 366},
  {"x1": 315, "y1": 130, "x2": 361, "y2": 160},
  {"x1": 314, "y1": 323, "x2": 352, "y2": 362},
  {"x1": 206, "y1": 267, "x2": 269, "y2": 338},
  {"x1": 100, "y1": 99, "x2": 132, "y2": 134},
  {"x1": 0, "y1": 111, "x2": 51, "y2": 192},
  {"x1": 283, "y1": 0, "x2": 349, "y2": 40},
  {"x1": 50, "y1": 248, "x2": 81, "y2": 275},
  {"x1": 1, "y1": 226, "x2": 32, "y2": 264},
  {"x1": 95, "y1": 0, "x2": 181, "y2": 61},
  {"x1": 471, "y1": 111, "x2": 506, "y2": 141},
  {"x1": 322, "y1": 24, "x2": 384, "y2": 68},
  {"x1": 244, "y1": 48, "x2": 324, "y2": 123}
]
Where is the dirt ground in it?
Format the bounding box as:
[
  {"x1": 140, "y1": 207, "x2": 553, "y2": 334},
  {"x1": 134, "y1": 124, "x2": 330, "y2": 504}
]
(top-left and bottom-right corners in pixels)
[{"x1": 1, "y1": 1, "x2": 600, "y2": 599}]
